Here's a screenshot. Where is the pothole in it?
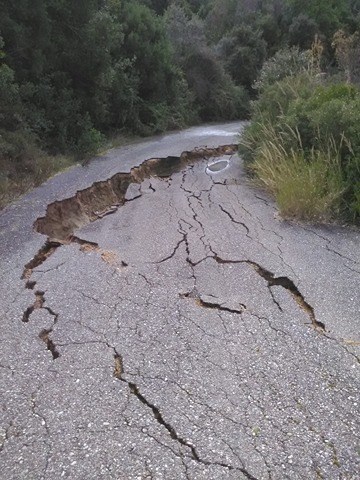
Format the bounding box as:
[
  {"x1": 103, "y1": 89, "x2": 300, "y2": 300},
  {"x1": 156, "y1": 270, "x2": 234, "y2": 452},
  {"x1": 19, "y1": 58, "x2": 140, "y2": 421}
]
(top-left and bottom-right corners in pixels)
[{"x1": 206, "y1": 159, "x2": 230, "y2": 174}]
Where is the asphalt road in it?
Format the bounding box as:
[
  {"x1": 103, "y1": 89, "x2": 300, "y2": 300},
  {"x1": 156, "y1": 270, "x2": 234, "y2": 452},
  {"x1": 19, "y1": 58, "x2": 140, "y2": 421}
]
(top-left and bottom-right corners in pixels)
[{"x1": 0, "y1": 122, "x2": 359, "y2": 479}]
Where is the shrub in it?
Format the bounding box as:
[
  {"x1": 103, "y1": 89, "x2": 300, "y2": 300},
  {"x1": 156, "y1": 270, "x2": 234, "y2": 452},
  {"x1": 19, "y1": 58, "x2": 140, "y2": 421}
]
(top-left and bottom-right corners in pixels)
[
  {"x1": 254, "y1": 47, "x2": 312, "y2": 92},
  {"x1": 239, "y1": 73, "x2": 318, "y2": 163},
  {"x1": 250, "y1": 126, "x2": 345, "y2": 222},
  {"x1": 285, "y1": 83, "x2": 360, "y2": 152},
  {"x1": 240, "y1": 74, "x2": 360, "y2": 224}
]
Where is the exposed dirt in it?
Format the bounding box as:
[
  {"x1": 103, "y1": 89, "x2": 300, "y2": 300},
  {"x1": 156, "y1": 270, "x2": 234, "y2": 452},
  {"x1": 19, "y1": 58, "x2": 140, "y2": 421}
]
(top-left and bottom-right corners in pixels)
[{"x1": 34, "y1": 145, "x2": 237, "y2": 242}]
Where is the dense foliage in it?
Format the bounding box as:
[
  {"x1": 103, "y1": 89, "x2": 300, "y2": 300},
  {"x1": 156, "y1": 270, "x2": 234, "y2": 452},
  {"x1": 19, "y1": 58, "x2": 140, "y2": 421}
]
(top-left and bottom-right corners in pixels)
[
  {"x1": 1, "y1": 0, "x2": 360, "y2": 216},
  {"x1": 237, "y1": 0, "x2": 360, "y2": 224},
  {"x1": 240, "y1": 54, "x2": 360, "y2": 223}
]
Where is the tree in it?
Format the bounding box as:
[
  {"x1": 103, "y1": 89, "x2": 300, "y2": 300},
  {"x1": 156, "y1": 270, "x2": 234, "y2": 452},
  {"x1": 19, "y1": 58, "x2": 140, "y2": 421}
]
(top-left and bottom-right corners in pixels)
[
  {"x1": 0, "y1": 36, "x2": 22, "y2": 131},
  {"x1": 204, "y1": 0, "x2": 239, "y2": 43},
  {"x1": 165, "y1": 3, "x2": 249, "y2": 121},
  {"x1": 285, "y1": 0, "x2": 351, "y2": 38},
  {"x1": 139, "y1": 0, "x2": 170, "y2": 15},
  {"x1": 183, "y1": 48, "x2": 249, "y2": 120},
  {"x1": 288, "y1": 14, "x2": 319, "y2": 50},
  {"x1": 0, "y1": 0, "x2": 52, "y2": 81},
  {"x1": 164, "y1": 3, "x2": 207, "y2": 61},
  {"x1": 217, "y1": 25, "x2": 267, "y2": 91}
]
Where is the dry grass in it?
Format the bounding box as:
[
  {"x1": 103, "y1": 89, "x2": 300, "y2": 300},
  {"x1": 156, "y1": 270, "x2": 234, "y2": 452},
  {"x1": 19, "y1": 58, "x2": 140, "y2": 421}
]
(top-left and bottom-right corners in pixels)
[{"x1": 0, "y1": 153, "x2": 75, "y2": 210}]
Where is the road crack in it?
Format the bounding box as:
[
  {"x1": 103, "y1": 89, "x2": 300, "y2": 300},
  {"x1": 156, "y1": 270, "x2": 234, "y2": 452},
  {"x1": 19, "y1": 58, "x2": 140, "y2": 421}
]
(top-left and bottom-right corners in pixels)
[
  {"x1": 20, "y1": 145, "x2": 237, "y2": 367},
  {"x1": 34, "y1": 145, "x2": 236, "y2": 243},
  {"x1": 214, "y1": 255, "x2": 325, "y2": 332},
  {"x1": 112, "y1": 352, "x2": 258, "y2": 479},
  {"x1": 218, "y1": 204, "x2": 250, "y2": 236},
  {"x1": 22, "y1": 289, "x2": 60, "y2": 359},
  {"x1": 180, "y1": 291, "x2": 246, "y2": 315},
  {"x1": 156, "y1": 234, "x2": 186, "y2": 264},
  {"x1": 22, "y1": 242, "x2": 62, "y2": 280}
]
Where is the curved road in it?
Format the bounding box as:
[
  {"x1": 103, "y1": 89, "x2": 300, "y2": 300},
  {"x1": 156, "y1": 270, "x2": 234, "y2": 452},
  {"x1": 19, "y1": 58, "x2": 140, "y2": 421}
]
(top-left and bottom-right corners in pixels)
[{"x1": 0, "y1": 123, "x2": 359, "y2": 479}]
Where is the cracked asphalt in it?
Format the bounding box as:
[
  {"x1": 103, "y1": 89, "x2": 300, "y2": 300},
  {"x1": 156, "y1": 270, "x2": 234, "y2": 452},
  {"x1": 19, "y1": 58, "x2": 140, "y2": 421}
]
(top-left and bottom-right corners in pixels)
[{"x1": 1, "y1": 122, "x2": 359, "y2": 479}]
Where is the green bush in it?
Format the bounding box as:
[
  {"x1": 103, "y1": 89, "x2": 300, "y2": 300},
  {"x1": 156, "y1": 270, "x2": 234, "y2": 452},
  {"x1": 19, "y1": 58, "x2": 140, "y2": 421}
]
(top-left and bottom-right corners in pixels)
[
  {"x1": 253, "y1": 47, "x2": 312, "y2": 92},
  {"x1": 252, "y1": 73, "x2": 318, "y2": 123},
  {"x1": 74, "y1": 125, "x2": 105, "y2": 159},
  {"x1": 286, "y1": 84, "x2": 360, "y2": 152},
  {"x1": 239, "y1": 73, "x2": 318, "y2": 163},
  {"x1": 240, "y1": 74, "x2": 360, "y2": 224}
]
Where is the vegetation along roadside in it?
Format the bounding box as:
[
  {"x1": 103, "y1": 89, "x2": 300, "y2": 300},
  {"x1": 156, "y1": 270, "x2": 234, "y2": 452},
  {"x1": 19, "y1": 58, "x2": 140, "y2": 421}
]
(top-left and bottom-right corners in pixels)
[
  {"x1": 1, "y1": 0, "x2": 360, "y2": 223},
  {"x1": 240, "y1": 2, "x2": 360, "y2": 225}
]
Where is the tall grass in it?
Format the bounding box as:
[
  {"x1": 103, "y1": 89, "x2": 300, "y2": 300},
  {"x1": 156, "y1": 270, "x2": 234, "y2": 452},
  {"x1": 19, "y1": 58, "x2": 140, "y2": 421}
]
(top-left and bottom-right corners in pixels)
[
  {"x1": 246, "y1": 124, "x2": 346, "y2": 222},
  {"x1": 241, "y1": 70, "x2": 360, "y2": 224}
]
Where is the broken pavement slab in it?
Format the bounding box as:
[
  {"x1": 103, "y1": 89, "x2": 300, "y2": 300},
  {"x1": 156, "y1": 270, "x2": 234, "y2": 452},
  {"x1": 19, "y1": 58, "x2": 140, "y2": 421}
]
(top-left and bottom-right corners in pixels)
[{"x1": 0, "y1": 123, "x2": 359, "y2": 479}]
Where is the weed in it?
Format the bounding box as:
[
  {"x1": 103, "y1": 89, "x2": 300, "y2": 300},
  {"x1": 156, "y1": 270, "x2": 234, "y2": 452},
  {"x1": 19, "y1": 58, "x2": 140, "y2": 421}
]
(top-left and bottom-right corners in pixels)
[
  {"x1": 241, "y1": 73, "x2": 360, "y2": 224},
  {"x1": 246, "y1": 124, "x2": 345, "y2": 221}
]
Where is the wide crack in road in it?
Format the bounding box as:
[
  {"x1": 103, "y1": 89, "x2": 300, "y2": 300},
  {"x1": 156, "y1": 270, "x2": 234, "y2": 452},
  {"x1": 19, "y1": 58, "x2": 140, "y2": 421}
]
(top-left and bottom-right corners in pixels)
[{"x1": 2, "y1": 142, "x2": 359, "y2": 479}]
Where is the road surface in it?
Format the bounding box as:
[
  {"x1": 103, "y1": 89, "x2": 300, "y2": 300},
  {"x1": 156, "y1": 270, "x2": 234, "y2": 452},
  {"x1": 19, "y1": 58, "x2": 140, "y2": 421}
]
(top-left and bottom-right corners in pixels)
[{"x1": 0, "y1": 123, "x2": 359, "y2": 479}]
